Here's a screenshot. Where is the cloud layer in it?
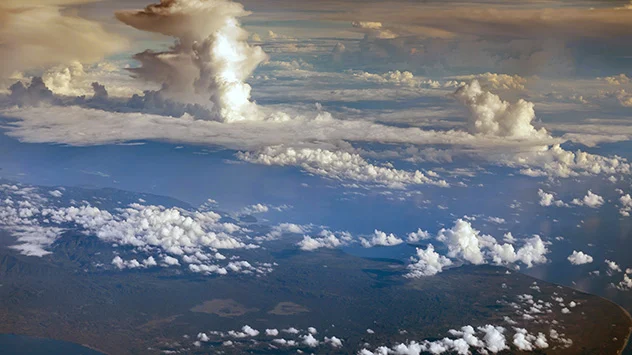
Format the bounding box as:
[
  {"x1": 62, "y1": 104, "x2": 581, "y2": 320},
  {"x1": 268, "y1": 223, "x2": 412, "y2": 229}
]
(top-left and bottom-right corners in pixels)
[{"x1": 0, "y1": 1, "x2": 127, "y2": 79}]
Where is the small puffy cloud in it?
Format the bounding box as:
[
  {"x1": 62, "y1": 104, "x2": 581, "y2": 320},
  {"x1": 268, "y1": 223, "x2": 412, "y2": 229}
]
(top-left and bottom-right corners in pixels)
[
  {"x1": 301, "y1": 333, "x2": 319, "y2": 347},
  {"x1": 325, "y1": 336, "x2": 343, "y2": 348},
  {"x1": 352, "y1": 70, "x2": 420, "y2": 87},
  {"x1": 567, "y1": 250, "x2": 593, "y2": 265},
  {"x1": 298, "y1": 230, "x2": 353, "y2": 251},
  {"x1": 112, "y1": 256, "x2": 135, "y2": 270},
  {"x1": 619, "y1": 194, "x2": 632, "y2": 216},
  {"x1": 282, "y1": 327, "x2": 300, "y2": 334},
  {"x1": 406, "y1": 244, "x2": 453, "y2": 277},
  {"x1": 240, "y1": 203, "x2": 269, "y2": 214},
  {"x1": 240, "y1": 203, "x2": 289, "y2": 216},
  {"x1": 227, "y1": 325, "x2": 260, "y2": 338},
  {"x1": 616, "y1": 274, "x2": 632, "y2": 291},
  {"x1": 162, "y1": 255, "x2": 181, "y2": 267},
  {"x1": 351, "y1": 21, "x2": 398, "y2": 39},
  {"x1": 241, "y1": 325, "x2": 260, "y2": 337},
  {"x1": 512, "y1": 328, "x2": 549, "y2": 351},
  {"x1": 600, "y1": 74, "x2": 631, "y2": 86},
  {"x1": 537, "y1": 189, "x2": 566, "y2": 207},
  {"x1": 265, "y1": 223, "x2": 306, "y2": 240},
  {"x1": 407, "y1": 228, "x2": 431, "y2": 242},
  {"x1": 265, "y1": 329, "x2": 279, "y2": 336},
  {"x1": 360, "y1": 230, "x2": 404, "y2": 248},
  {"x1": 492, "y1": 235, "x2": 548, "y2": 268},
  {"x1": 143, "y1": 256, "x2": 157, "y2": 267},
  {"x1": 571, "y1": 190, "x2": 604, "y2": 208},
  {"x1": 478, "y1": 325, "x2": 508, "y2": 353},
  {"x1": 606, "y1": 259, "x2": 622, "y2": 273},
  {"x1": 486, "y1": 217, "x2": 505, "y2": 224},
  {"x1": 48, "y1": 190, "x2": 63, "y2": 198},
  {"x1": 197, "y1": 332, "x2": 210, "y2": 342}
]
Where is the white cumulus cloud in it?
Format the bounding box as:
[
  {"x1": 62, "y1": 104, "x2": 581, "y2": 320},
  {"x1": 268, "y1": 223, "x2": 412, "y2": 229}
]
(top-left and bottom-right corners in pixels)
[{"x1": 567, "y1": 250, "x2": 593, "y2": 265}]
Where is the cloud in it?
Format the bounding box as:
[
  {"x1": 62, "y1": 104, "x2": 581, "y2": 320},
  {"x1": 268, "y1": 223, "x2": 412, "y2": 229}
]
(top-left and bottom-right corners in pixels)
[
  {"x1": 241, "y1": 325, "x2": 259, "y2": 337},
  {"x1": 352, "y1": 21, "x2": 399, "y2": 40},
  {"x1": 407, "y1": 228, "x2": 431, "y2": 242},
  {"x1": 330, "y1": 4, "x2": 632, "y2": 42},
  {"x1": 351, "y1": 70, "x2": 439, "y2": 88},
  {"x1": 264, "y1": 223, "x2": 306, "y2": 240},
  {"x1": 360, "y1": 324, "x2": 514, "y2": 355},
  {"x1": 237, "y1": 146, "x2": 449, "y2": 188},
  {"x1": 600, "y1": 74, "x2": 631, "y2": 86},
  {"x1": 240, "y1": 203, "x2": 270, "y2": 214},
  {"x1": 5, "y1": 101, "x2": 620, "y2": 183},
  {"x1": 282, "y1": 327, "x2": 300, "y2": 334},
  {"x1": 8, "y1": 77, "x2": 55, "y2": 107},
  {"x1": 115, "y1": 0, "x2": 268, "y2": 122},
  {"x1": 403, "y1": 219, "x2": 549, "y2": 276},
  {"x1": 537, "y1": 189, "x2": 567, "y2": 207},
  {"x1": 297, "y1": 230, "x2": 353, "y2": 251},
  {"x1": 616, "y1": 273, "x2": 632, "y2": 291},
  {"x1": 111, "y1": 255, "x2": 159, "y2": 270},
  {"x1": 619, "y1": 194, "x2": 632, "y2": 216},
  {"x1": 454, "y1": 80, "x2": 548, "y2": 139},
  {"x1": 478, "y1": 325, "x2": 509, "y2": 353},
  {"x1": 227, "y1": 325, "x2": 260, "y2": 338},
  {"x1": 0, "y1": 183, "x2": 279, "y2": 276},
  {"x1": 38, "y1": 61, "x2": 147, "y2": 98},
  {"x1": 567, "y1": 250, "x2": 593, "y2": 265},
  {"x1": 301, "y1": 333, "x2": 319, "y2": 347},
  {"x1": 48, "y1": 190, "x2": 63, "y2": 198},
  {"x1": 606, "y1": 259, "x2": 622, "y2": 273},
  {"x1": 8, "y1": 226, "x2": 65, "y2": 257},
  {"x1": 406, "y1": 244, "x2": 453, "y2": 277},
  {"x1": 486, "y1": 217, "x2": 506, "y2": 224},
  {"x1": 324, "y1": 336, "x2": 343, "y2": 348},
  {"x1": 360, "y1": 230, "x2": 404, "y2": 247},
  {"x1": 0, "y1": 1, "x2": 127, "y2": 79},
  {"x1": 437, "y1": 219, "x2": 487, "y2": 265},
  {"x1": 450, "y1": 73, "x2": 527, "y2": 91},
  {"x1": 512, "y1": 328, "x2": 549, "y2": 351},
  {"x1": 571, "y1": 190, "x2": 604, "y2": 208},
  {"x1": 2, "y1": 59, "x2": 630, "y2": 187},
  {"x1": 503, "y1": 144, "x2": 630, "y2": 178}
]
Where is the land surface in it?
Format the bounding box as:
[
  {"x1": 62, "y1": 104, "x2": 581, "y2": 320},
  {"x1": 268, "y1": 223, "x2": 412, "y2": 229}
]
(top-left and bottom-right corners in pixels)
[
  {"x1": 0, "y1": 185, "x2": 629, "y2": 354},
  {"x1": 0, "y1": 240, "x2": 630, "y2": 354}
]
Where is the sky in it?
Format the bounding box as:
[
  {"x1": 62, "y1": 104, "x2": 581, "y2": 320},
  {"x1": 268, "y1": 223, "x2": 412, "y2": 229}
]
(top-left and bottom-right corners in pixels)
[{"x1": 2, "y1": 0, "x2": 632, "y2": 352}]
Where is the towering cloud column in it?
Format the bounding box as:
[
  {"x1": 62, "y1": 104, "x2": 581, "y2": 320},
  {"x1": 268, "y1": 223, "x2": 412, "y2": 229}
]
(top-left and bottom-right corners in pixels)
[{"x1": 116, "y1": 0, "x2": 268, "y2": 122}]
